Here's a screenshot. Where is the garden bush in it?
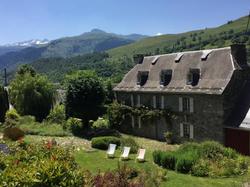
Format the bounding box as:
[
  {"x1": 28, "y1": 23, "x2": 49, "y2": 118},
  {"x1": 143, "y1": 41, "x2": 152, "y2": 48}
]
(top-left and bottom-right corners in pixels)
[
  {"x1": 176, "y1": 154, "x2": 197, "y2": 174},
  {"x1": 66, "y1": 117, "x2": 83, "y2": 135},
  {"x1": 92, "y1": 117, "x2": 110, "y2": 129},
  {"x1": 121, "y1": 137, "x2": 139, "y2": 153},
  {"x1": 46, "y1": 104, "x2": 66, "y2": 124},
  {"x1": 91, "y1": 136, "x2": 121, "y2": 150},
  {"x1": 191, "y1": 159, "x2": 210, "y2": 177},
  {"x1": 160, "y1": 152, "x2": 176, "y2": 170},
  {"x1": 0, "y1": 140, "x2": 85, "y2": 186},
  {"x1": 152, "y1": 150, "x2": 164, "y2": 165},
  {"x1": 3, "y1": 127, "x2": 25, "y2": 141},
  {"x1": 199, "y1": 141, "x2": 225, "y2": 160},
  {"x1": 4, "y1": 109, "x2": 20, "y2": 127},
  {"x1": 153, "y1": 141, "x2": 248, "y2": 177}
]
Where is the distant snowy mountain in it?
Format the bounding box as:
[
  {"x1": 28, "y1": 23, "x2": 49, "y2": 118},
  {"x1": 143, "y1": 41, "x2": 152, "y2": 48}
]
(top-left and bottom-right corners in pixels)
[{"x1": 2, "y1": 39, "x2": 50, "y2": 47}]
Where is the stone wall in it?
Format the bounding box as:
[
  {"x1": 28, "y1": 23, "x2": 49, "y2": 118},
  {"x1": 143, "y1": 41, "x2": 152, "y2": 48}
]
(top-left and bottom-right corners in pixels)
[{"x1": 116, "y1": 91, "x2": 225, "y2": 143}]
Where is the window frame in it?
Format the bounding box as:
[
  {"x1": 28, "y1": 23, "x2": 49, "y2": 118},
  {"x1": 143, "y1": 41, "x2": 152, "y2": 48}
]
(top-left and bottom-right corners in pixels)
[{"x1": 160, "y1": 69, "x2": 172, "y2": 86}]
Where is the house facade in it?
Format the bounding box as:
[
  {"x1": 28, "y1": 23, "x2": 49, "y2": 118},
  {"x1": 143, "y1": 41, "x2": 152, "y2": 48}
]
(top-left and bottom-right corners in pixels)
[{"x1": 113, "y1": 44, "x2": 250, "y2": 144}]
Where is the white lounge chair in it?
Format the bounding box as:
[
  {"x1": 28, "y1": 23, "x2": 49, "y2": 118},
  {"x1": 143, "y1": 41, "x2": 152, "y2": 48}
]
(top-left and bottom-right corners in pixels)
[
  {"x1": 136, "y1": 148, "x2": 146, "y2": 162},
  {"x1": 120, "y1": 146, "x2": 130, "y2": 160},
  {"x1": 107, "y1": 144, "x2": 116, "y2": 158}
]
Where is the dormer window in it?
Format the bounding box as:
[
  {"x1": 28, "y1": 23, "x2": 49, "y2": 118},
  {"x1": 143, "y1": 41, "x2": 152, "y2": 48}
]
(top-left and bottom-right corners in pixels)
[
  {"x1": 175, "y1": 53, "x2": 183, "y2": 63},
  {"x1": 151, "y1": 56, "x2": 159, "y2": 65},
  {"x1": 137, "y1": 71, "x2": 149, "y2": 86},
  {"x1": 201, "y1": 50, "x2": 212, "y2": 61},
  {"x1": 187, "y1": 69, "x2": 200, "y2": 86},
  {"x1": 160, "y1": 70, "x2": 172, "y2": 86}
]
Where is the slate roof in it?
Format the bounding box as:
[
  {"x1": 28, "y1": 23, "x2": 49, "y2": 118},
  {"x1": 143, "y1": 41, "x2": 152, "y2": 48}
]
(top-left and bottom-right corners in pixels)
[{"x1": 114, "y1": 46, "x2": 245, "y2": 95}]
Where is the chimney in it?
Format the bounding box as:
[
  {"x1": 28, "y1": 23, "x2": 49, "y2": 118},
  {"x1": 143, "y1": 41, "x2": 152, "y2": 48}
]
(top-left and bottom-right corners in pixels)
[
  {"x1": 230, "y1": 44, "x2": 247, "y2": 67},
  {"x1": 133, "y1": 54, "x2": 144, "y2": 64}
]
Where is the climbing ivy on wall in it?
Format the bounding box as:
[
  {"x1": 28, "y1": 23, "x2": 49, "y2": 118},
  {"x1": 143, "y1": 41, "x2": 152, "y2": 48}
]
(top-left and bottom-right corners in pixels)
[{"x1": 107, "y1": 101, "x2": 176, "y2": 129}]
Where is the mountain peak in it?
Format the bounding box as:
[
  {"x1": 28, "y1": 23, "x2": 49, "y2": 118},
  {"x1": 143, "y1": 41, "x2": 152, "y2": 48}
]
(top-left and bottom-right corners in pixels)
[{"x1": 90, "y1": 29, "x2": 106, "y2": 33}]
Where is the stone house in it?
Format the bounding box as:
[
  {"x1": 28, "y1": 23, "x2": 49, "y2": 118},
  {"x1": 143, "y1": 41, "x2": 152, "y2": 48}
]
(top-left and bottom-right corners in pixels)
[{"x1": 113, "y1": 44, "x2": 250, "y2": 144}]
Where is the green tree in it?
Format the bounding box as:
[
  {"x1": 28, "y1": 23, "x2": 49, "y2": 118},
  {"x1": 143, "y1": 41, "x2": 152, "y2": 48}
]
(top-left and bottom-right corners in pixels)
[
  {"x1": 17, "y1": 64, "x2": 36, "y2": 77},
  {"x1": 0, "y1": 86, "x2": 9, "y2": 122},
  {"x1": 65, "y1": 70, "x2": 105, "y2": 124},
  {"x1": 9, "y1": 73, "x2": 54, "y2": 122}
]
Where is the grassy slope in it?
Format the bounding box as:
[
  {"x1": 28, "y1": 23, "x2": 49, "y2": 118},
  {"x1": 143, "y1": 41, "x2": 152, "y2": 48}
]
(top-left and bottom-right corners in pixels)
[{"x1": 108, "y1": 15, "x2": 249, "y2": 59}]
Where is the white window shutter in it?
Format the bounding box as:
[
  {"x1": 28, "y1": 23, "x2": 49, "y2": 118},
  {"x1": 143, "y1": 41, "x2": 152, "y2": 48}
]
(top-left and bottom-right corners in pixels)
[
  {"x1": 180, "y1": 123, "x2": 184, "y2": 137},
  {"x1": 190, "y1": 98, "x2": 194, "y2": 113},
  {"x1": 190, "y1": 124, "x2": 194, "y2": 139},
  {"x1": 138, "y1": 117, "x2": 141, "y2": 128},
  {"x1": 131, "y1": 115, "x2": 135, "y2": 128},
  {"x1": 161, "y1": 96, "x2": 164, "y2": 109},
  {"x1": 130, "y1": 94, "x2": 134, "y2": 106},
  {"x1": 179, "y1": 97, "x2": 183, "y2": 112},
  {"x1": 137, "y1": 95, "x2": 141, "y2": 107},
  {"x1": 153, "y1": 96, "x2": 156, "y2": 108}
]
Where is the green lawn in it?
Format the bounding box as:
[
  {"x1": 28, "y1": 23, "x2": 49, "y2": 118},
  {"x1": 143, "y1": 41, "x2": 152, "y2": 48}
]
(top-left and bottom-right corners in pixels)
[
  {"x1": 24, "y1": 134, "x2": 250, "y2": 186},
  {"x1": 74, "y1": 146, "x2": 249, "y2": 187}
]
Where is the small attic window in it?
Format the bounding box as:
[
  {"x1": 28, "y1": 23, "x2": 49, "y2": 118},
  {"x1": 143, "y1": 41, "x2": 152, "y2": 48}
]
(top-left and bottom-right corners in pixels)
[
  {"x1": 201, "y1": 50, "x2": 212, "y2": 60},
  {"x1": 137, "y1": 71, "x2": 149, "y2": 86},
  {"x1": 160, "y1": 70, "x2": 172, "y2": 86},
  {"x1": 175, "y1": 53, "x2": 183, "y2": 63},
  {"x1": 187, "y1": 69, "x2": 200, "y2": 86},
  {"x1": 151, "y1": 56, "x2": 159, "y2": 65}
]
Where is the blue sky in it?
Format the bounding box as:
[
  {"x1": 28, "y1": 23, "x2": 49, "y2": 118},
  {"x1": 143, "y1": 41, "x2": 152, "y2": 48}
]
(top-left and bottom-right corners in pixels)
[{"x1": 0, "y1": 0, "x2": 249, "y2": 44}]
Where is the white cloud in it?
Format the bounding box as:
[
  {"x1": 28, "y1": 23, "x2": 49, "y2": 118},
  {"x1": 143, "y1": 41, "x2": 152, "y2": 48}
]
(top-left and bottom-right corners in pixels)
[{"x1": 155, "y1": 32, "x2": 163, "y2": 36}]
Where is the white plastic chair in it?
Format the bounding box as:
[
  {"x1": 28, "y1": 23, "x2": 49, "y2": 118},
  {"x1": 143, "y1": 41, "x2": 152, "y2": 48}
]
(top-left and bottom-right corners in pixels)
[
  {"x1": 136, "y1": 149, "x2": 146, "y2": 162},
  {"x1": 107, "y1": 144, "x2": 116, "y2": 158},
  {"x1": 120, "y1": 146, "x2": 131, "y2": 160}
]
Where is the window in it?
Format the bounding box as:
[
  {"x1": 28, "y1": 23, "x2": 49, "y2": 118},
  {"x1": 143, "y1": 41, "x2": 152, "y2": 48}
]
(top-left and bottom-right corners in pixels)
[
  {"x1": 201, "y1": 50, "x2": 212, "y2": 60},
  {"x1": 160, "y1": 70, "x2": 172, "y2": 86},
  {"x1": 183, "y1": 123, "x2": 190, "y2": 138},
  {"x1": 175, "y1": 53, "x2": 183, "y2": 63},
  {"x1": 187, "y1": 69, "x2": 200, "y2": 86},
  {"x1": 180, "y1": 123, "x2": 194, "y2": 139},
  {"x1": 179, "y1": 97, "x2": 194, "y2": 113},
  {"x1": 183, "y1": 97, "x2": 190, "y2": 112},
  {"x1": 137, "y1": 71, "x2": 149, "y2": 86}
]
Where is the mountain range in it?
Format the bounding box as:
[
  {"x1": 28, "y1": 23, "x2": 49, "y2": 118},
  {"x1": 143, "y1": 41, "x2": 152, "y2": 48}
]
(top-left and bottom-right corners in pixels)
[
  {"x1": 0, "y1": 15, "x2": 249, "y2": 84},
  {"x1": 0, "y1": 29, "x2": 148, "y2": 71}
]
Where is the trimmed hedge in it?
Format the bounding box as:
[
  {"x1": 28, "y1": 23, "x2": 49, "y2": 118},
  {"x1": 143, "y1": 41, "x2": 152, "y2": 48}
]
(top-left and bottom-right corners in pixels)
[
  {"x1": 121, "y1": 137, "x2": 139, "y2": 153},
  {"x1": 91, "y1": 136, "x2": 121, "y2": 150}
]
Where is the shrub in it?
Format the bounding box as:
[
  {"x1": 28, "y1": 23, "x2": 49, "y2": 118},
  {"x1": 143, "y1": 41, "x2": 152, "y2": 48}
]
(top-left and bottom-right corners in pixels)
[
  {"x1": 121, "y1": 137, "x2": 139, "y2": 154},
  {"x1": 199, "y1": 141, "x2": 225, "y2": 160},
  {"x1": 3, "y1": 127, "x2": 25, "y2": 141},
  {"x1": 153, "y1": 150, "x2": 164, "y2": 165},
  {"x1": 160, "y1": 152, "x2": 176, "y2": 170},
  {"x1": 46, "y1": 104, "x2": 66, "y2": 124},
  {"x1": 223, "y1": 147, "x2": 237, "y2": 159},
  {"x1": 91, "y1": 136, "x2": 121, "y2": 150},
  {"x1": 66, "y1": 117, "x2": 82, "y2": 135},
  {"x1": 0, "y1": 141, "x2": 85, "y2": 186},
  {"x1": 4, "y1": 109, "x2": 20, "y2": 127},
  {"x1": 176, "y1": 154, "x2": 196, "y2": 174},
  {"x1": 191, "y1": 159, "x2": 210, "y2": 177},
  {"x1": 92, "y1": 117, "x2": 110, "y2": 129}
]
